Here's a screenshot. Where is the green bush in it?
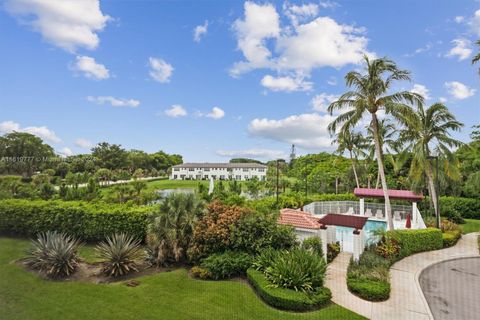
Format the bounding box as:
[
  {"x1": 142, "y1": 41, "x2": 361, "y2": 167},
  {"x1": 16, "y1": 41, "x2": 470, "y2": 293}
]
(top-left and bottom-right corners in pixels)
[
  {"x1": 438, "y1": 197, "x2": 480, "y2": 220},
  {"x1": 301, "y1": 237, "x2": 324, "y2": 257},
  {"x1": 347, "y1": 277, "x2": 390, "y2": 301},
  {"x1": 247, "y1": 268, "x2": 331, "y2": 311},
  {"x1": 252, "y1": 248, "x2": 281, "y2": 272},
  {"x1": 327, "y1": 242, "x2": 340, "y2": 263},
  {"x1": 200, "y1": 251, "x2": 253, "y2": 280},
  {"x1": 387, "y1": 228, "x2": 443, "y2": 260},
  {"x1": 0, "y1": 199, "x2": 152, "y2": 242},
  {"x1": 265, "y1": 249, "x2": 326, "y2": 292},
  {"x1": 190, "y1": 266, "x2": 212, "y2": 279},
  {"x1": 442, "y1": 230, "x2": 462, "y2": 248}
]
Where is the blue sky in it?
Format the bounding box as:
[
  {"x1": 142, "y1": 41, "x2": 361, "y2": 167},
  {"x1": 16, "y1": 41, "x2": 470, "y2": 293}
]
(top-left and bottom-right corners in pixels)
[{"x1": 1, "y1": 0, "x2": 479, "y2": 161}]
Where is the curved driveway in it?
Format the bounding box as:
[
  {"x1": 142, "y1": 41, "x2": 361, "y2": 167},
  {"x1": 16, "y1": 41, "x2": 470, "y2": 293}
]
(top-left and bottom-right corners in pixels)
[{"x1": 420, "y1": 257, "x2": 480, "y2": 320}]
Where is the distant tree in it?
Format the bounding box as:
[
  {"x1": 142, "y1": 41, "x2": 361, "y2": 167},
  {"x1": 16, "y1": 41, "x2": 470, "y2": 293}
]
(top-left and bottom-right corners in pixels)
[
  {"x1": 472, "y1": 40, "x2": 480, "y2": 74},
  {"x1": 471, "y1": 124, "x2": 480, "y2": 142},
  {"x1": 38, "y1": 182, "x2": 55, "y2": 200},
  {"x1": 131, "y1": 179, "x2": 147, "y2": 204},
  {"x1": 246, "y1": 177, "x2": 261, "y2": 199},
  {"x1": 229, "y1": 158, "x2": 263, "y2": 164},
  {"x1": 95, "y1": 168, "x2": 112, "y2": 186},
  {"x1": 91, "y1": 142, "x2": 128, "y2": 170},
  {"x1": 328, "y1": 56, "x2": 422, "y2": 230}
]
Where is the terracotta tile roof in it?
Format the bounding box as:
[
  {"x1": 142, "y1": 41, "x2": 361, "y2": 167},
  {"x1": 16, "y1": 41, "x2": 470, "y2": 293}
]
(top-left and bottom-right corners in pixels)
[
  {"x1": 318, "y1": 214, "x2": 369, "y2": 230},
  {"x1": 354, "y1": 188, "x2": 423, "y2": 202},
  {"x1": 278, "y1": 208, "x2": 322, "y2": 230}
]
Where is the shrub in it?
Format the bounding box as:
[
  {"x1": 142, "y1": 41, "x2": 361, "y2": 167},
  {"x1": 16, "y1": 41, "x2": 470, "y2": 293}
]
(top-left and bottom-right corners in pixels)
[
  {"x1": 347, "y1": 277, "x2": 390, "y2": 301},
  {"x1": 96, "y1": 233, "x2": 146, "y2": 277},
  {"x1": 327, "y1": 242, "x2": 340, "y2": 263},
  {"x1": 439, "y1": 197, "x2": 480, "y2": 220},
  {"x1": 200, "y1": 251, "x2": 253, "y2": 280},
  {"x1": 442, "y1": 230, "x2": 461, "y2": 248},
  {"x1": 301, "y1": 237, "x2": 323, "y2": 257},
  {"x1": 439, "y1": 204, "x2": 465, "y2": 224},
  {"x1": 247, "y1": 269, "x2": 331, "y2": 311},
  {"x1": 190, "y1": 266, "x2": 212, "y2": 280},
  {"x1": 230, "y1": 214, "x2": 297, "y2": 255},
  {"x1": 252, "y1": 248, "x2": 282, "y2": 272},
  {"x1": 0, "y1": 199, "x2": 152, "y2": 242},
  {"x1": 24, "y1": 231, "x2": 81, "y2": 279},
  {"x1": 387, "y1": 228, "x2": 443, "y2": 260},
  {"x1": 265, "y1": 249, "x2": 327, "y2": 292},
  {"x1": 375, "y1": 238, "x2": 400, "y2": 259}
]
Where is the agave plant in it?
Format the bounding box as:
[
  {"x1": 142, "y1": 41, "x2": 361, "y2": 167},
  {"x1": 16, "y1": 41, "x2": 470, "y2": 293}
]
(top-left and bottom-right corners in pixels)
[
  {"x1": 96, "y1": 233, "x2": 145, "y2": 277},
  {"x1": 24, "y1": 231, "x2": 82, "y2": 279}
]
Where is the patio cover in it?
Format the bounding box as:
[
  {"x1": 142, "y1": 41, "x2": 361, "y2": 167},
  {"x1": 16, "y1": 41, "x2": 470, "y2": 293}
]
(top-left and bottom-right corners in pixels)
[
  {"x1": 354, "y1": 188, "x2": 423, "y2": 202},
  {"x1": 318, "y1": 213, "x2": 369, "y2": 230}
]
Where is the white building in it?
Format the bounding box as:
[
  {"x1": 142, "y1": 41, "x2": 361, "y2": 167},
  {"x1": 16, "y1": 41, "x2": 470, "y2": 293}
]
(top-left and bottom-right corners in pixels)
[{"x1": 170, "y1": 163, "x2": 267, "y2": 181}]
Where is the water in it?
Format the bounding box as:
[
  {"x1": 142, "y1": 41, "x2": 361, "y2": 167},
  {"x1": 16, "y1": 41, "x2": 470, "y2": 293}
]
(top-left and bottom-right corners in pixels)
[
  {"x1": 156, "y1": 188, "x2": 195, "y2": 197},
  {"x1": 336, "y1": 220, "x2": 387, "y2": 253}
]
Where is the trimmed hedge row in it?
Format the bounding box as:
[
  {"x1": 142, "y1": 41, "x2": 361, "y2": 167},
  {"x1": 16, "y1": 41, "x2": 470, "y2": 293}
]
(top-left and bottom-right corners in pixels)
[
  {"x1": 387, "y1": 228, "x2": 443, "y2": 260},
  {"x1": 442, "y1": 230, "x2": 462, "y2": 248},
  {"x1": 0, "y1": 199, "x2": 152, "y2": 241},
  {"x1": 247, "y1": 268, "x2": 331, "y2": 311},
  {"x1": 439, "y1": 197, "x2": 480, "y2": 220},
  {"x1": 346, "y1": 278, "x2": 390, "y2": 301}
]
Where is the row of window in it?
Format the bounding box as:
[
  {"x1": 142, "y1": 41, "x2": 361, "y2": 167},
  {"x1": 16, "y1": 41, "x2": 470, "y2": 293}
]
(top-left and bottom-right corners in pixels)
[
  {"x1": 174, "y1": 168, "x2": 265, "y2": 172},
  {"x1": 172, "y1": 175, "x2": 266, "y2": 181}
]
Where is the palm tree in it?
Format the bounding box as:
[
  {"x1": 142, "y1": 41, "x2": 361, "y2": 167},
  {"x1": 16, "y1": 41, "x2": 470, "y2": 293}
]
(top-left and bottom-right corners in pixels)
[
  {"x1": 328, "y1": 56, "x2": 422, "y2": 230},
  {"x1": 397, "y1": 103, "x2": 463, "y2": 227},
  {"x1": 332, "y1": 129, "x2": 368, "y2": 188},
  {"x1": 472, "y1": 40, "x2": 480, "y2": 74},
  {"x1": 147, "y1": 193, "x2": 204, "y2": 265}
]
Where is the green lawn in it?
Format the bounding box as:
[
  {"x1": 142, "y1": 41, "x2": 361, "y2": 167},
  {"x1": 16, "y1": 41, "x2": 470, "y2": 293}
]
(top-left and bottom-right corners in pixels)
[
  {"x1": 0, "y1": 237, "x2": 365, "y2": 320},
  {"x1": 460, "y1": 219, "x2": 480, "y2": 234},
  {"x1": 100, "y1": 179, "x2": 208, "y2": 197}
]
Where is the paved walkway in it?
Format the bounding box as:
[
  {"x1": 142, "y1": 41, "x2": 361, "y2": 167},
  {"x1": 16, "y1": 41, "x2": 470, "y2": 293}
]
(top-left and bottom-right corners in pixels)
[{"x1": 325, "y1": 232, "x2": 480, "y2": 320}]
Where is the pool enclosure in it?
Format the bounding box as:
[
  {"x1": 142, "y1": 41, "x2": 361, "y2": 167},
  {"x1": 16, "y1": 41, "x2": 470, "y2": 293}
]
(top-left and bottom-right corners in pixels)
[{"x1": 277, "y1": 188, "x2": 427, "y2": 261}]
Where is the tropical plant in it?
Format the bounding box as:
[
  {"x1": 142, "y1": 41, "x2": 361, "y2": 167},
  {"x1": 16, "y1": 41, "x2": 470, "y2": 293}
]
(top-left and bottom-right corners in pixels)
[
  {"x1": 265, "y1": 249, "x2": 327, "y2": 292},
  {"x1": 24, "y1": 231, "x2": 82, "y2": 278},
  {"x1": 95, "y1": 233, "x2": 145, "y2": 277},
  {"x1": 397, "y1": 103, "x2": 463, "y2": 226},
  {"x1": 147, "y1": 193, "x2": 204, "y2": 265},
  {"x1": 328, "y1": 56, "x2": 422, "y2": 230},
  {"x1": 332, "y1": 129, "x2": 368, "y2": 188},
  {"x1": 301, "y1": 236, "x2": 324, "y2": 257},
  {"x1": 199, "y1": 251, "x2": 253, "y2": 280}
]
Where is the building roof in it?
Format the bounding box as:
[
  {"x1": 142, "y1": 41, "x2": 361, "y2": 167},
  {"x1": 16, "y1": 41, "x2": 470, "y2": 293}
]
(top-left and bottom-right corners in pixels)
[
  {"x1": 354, "y1": 188, "x2": 423, "y2": 202},
  {"x1": 172, "y1": 162, "x2": 267, "y2": 169},
  {"x1": 277, "y1": 209, "x2": 322, "y2": 230},
  {"x1": 318, "y1": 213, "x2": 369, "y2": 230}
]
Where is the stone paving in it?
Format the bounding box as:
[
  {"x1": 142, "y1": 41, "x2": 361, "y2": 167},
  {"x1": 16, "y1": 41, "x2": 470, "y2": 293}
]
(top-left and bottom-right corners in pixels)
[{"x1": 325, "y1": 232, "x2": 480, "y2": 320}]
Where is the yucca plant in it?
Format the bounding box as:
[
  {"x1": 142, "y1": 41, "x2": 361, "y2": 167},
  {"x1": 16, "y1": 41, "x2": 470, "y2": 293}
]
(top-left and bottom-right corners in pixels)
[
  {"x1": 24, "y1": 231, "x2": 81, "y2": 279},
  {"x1": 96, "y1": 233, "x2": 145, "y2": 277}
]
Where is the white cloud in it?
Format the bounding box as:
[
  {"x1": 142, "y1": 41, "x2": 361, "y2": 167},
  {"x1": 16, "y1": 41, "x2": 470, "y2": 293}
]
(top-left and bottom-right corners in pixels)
[
  {"x1": 260, "y1": 74, "x2": 312, "y2": 92},
  {"x1": 405, "y1": 43, "x2": 432, "y2": 57},
  {"x1": 230, "y1": 1, "x2": 280, "y2": 76},
  {"x1": 283, "y1": 3, "x2": 318, "y2": 26},
  {"x1": 5, "y1": 0, "x2": 111, "y2": 52},
  {"x1": 411, "y1": 84, "x2": 431, "y2": 100},
  {"x1": 74, "y1": 138, "x2": 92, "y2": 149},
  {"x1": 310, "y1": 93, "x2": 339, "y2": 113},
  {"x1": 319, "y1": 1, "x2": 339, "y2": 9},
  {"x1": 193, "y1": 20, "x2": 208, "y2": 42},
  {"x1": 0, "y1": 120, "x2": 61, "y2": 143},
  {"x1": 148, "y1": 57, "x2": 173, "y2": 83},
  {"x1": 327, "y1": 77, "x2": 337, "y2": 86},
  {"x1": 164, "y1": 105, "x2": 187, "y2": 118},
  {"x1": 87, "y1": 96, "x2": 140, "y2": 108},
  {"x1": 72, "y1": 55, "x2": 110, "y2": 80},
  {"x1": 230, "y1": 2, "x2": 371, "y2": 81},
  {"x1": 469, "y1": 9, "x2": 480, "y2": 36},
  {"x1": 58, "y1": 147, "x2": 73, "y2": 157},
  {"x1": 206, "y1": 107, "x2": 225, "y2": 119},
  {"x1": 445, "y1": 81, "x2": 476, "y2": 100},
  {"x1": 454, "y1": 16, "x2": 464, "y2": 23},
  {"x1": 248, "y1": 113, "x2": 334, "y2": 149},
  {"x1": 216, "y1": 148, "x2": 286, "y2": 159},
  {"x1": 439, "y1": 97, "x2": 448, "y2": 103},
  {"x1": 446, "y1": 38, "x2": 472, "y2": 61}
]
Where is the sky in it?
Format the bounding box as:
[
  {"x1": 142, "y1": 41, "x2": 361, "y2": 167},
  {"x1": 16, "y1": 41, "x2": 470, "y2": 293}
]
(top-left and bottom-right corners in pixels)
[{"x1": 0, "y1": 0, "x2": 479, "y2": 162}]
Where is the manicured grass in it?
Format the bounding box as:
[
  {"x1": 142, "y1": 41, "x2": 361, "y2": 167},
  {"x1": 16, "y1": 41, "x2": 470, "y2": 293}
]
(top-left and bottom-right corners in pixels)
[
  {"x1": 78, "y1": 245, "x2": 101, "y2": 264},
  {"x1": 100, "y1": 179, "x2": 208, "y2": 197},
  {"x1": 460, "y1": 219, "x2": 480, "y2": 234},
  {"x1": 0, "y1": 237, "x2": 365, "y2": 320}
]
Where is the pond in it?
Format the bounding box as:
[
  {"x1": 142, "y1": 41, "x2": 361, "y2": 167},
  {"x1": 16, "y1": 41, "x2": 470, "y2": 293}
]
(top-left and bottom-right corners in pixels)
[{"x1": 156, "y1": 188, "x2": 196, "y2": 197}]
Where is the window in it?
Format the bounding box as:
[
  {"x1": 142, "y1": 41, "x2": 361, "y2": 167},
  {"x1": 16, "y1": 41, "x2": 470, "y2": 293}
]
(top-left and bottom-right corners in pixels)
[
  {"x1": 188, "y1": 168, "x2": 194, "y2": 171},
  {"x1": 220, "y1": 175, "x2": 225, "y2": 180},
  {"x1": 258, "y1": 168, "x2": 265, "y2": 172},
  {"x1": 236, "y1": 175, "x2": 242, "y2": 180},
  {"x1": 173, "y1": 175, "x2": 177, "y2": 179},
  {"x1": 204, "y1": 168, "x2": 210, "y2": 172},
  {"x1": 243, "y1": 168, "x2": 249, "y2": 172},
  {"x1": 173, "y1": 168, "x2": 179, "y2": 172}
]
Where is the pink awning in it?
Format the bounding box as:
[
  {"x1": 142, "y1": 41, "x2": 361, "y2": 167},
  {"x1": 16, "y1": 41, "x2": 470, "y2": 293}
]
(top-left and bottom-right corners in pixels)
[{"x1": 354, "y1": 188, "x2": 423, "y2": 202}]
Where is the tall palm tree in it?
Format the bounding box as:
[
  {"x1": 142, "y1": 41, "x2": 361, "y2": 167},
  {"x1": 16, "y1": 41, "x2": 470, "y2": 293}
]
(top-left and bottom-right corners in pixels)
[
  {"x1": 332, "y1": 129, "x2": 368, "y2": 188},
  {"x1": 472, "y1": 40, "x2": 480, "y2": 74},
  {"x1": 328, "y1": 56, "x2": 422, "y2": 230},
  {"x1": 397, "y1": 103, "x2": 463, "y2": 226}
]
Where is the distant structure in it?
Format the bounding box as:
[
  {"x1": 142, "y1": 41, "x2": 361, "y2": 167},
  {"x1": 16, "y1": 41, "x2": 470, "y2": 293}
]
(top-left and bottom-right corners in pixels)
[
  {"x1": 289, "y1": 144, "x2": 296, "y2": 163},
  {"x1": 170, "y1": 163, "x2": 267, "y2": 181}
]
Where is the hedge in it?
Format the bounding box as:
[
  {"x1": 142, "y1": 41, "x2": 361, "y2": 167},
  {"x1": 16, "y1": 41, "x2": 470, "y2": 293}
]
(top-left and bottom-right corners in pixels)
[
  {"x1": 200, "y1": 251, "x2": 253, "y2": 280},
  {"x1": 420, "y1": 196, "x2": 480, "y2": 220},
  {"x1": 347, "y1": 277, "x2": 390, "y2": 301},
  {"x1": 442, "y1": 230, "x2": 462, "y2": 248},
  {"x1": 387, "y1": 228, "x2": 443, "y2": 260},
  {"x1": 247, "y1": 268, "x2": 331, "y2": 311},
  {"x1": 0, "y1": 199, "x2": 152, "y2": 242}
]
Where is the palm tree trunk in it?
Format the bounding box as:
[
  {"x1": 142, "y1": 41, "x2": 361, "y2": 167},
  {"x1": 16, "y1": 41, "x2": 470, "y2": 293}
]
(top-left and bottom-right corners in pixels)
[
  {"x1": 375, "y1": 171, "x2": 380, "y2": 189},
  {"x1": 425, "y1": 163, "x2": 439, "y2": 223},
  {"x1": 372, "y1": 113, "x2": 394, "y2": 230},
  {"x1": 349, "y1": 150, "x2": 360, "y2": 188}
]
